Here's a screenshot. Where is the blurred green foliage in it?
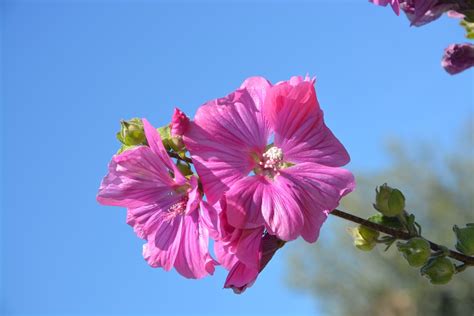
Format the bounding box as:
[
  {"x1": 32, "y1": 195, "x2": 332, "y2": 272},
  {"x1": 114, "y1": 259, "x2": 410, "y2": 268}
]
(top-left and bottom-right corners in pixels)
[{"x1": 287, "y1": 121, "x2": 474, "y2": 316}]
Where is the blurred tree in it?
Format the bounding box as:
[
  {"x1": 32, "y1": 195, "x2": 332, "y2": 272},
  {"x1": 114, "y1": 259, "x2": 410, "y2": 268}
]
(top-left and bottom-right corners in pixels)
[{"x1": 287, "y1": 121, "x2": 474, "y2": 316}]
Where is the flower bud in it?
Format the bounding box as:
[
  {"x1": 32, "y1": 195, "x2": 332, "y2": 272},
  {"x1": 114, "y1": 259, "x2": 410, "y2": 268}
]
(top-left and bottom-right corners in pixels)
[
  {"x1": 374, "y1": 183, "x2": 405, "y2": 217},
  {"x1": 170, "y1": 108, "x2": 190, "y2": 137},
  {"x1": 349, "y1": 226, "x2": 378, "y2": 251},
  {"x1": 397, "y1": 237, "x2": 431, "y2": 267},
  {"x1": 358, "y1": 225, "x2": 380, "y2": 243},
  {"x1": 421, "y1": 257, "x2": 455, "y2": 285},
  {"x1": 453, "y1": 224, "x2": 474, "y2": 256},
  {"x1": 441, "y1": 43, "x2": 474, "y2": 75},
  {"x1": 117, "y1": 118, "x2": 146, "y2": 146},
  {"x1": 158, "y1": 123, "x2": 187, "y2": 152},
  {"x1": 157, "y1": 125, "x2": 172, "y2": 150}
]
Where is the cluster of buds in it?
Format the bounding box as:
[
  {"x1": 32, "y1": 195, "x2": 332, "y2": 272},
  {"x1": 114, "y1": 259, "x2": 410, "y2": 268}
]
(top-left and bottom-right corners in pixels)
[
  {"x1": 116, "y1": 118, "x2": 147, "y2": 153},
  {"x1": 350, "y1": 183, "x2": 473, "y2": 285}
]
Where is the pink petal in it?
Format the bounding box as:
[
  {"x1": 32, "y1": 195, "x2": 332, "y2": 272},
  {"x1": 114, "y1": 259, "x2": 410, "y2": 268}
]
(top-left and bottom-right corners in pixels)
[
  {"x1": 126, "y1": 201, "x2": 178, "y2": 240},
  {"x1": 143, "y1": 214, "x2": 183, "y2": 271},
  {"x1": 214, "y1": 239, "x2": 239, "y2": 270},
  {"x1": 199, "y1": 200, "x2": 222, "y2": 240},
  {"x1": 97, "y1": 146, "x2": 181, "y2": 208},
  {"x1": 234, "y1": 227, "x2": 264, "y2": 269},
  {"x1": 184, "y1": 89, "x2": 269, "y2": 204},
  {"x1": 279, "y1": 162, "x2": 355, "y2": 243},
  {"x1": 239, "y1": 76, "x2": 272, "y2": 110},
  {"x1": 174, "y1": 210, "x2": 217, "y2": 279},
  {"x1": 225, "y1": 176, "x2": 266, "y2": 229},
  {"x1": 263, "y1": 80, "x2": 350, "y2": 167},
  {"x1": 261, "y1": 176, "x2": 304, "y2": 241},
  {"x1": 142, "y1": 118, "x2": 186, "y2": 185},
  {"x1": 224, "y1": 261, "x2": 259, "y2": 294}
]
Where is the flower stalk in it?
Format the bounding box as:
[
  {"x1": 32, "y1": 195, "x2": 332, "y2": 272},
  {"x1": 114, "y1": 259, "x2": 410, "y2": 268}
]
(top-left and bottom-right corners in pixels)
[{"x1": 330, "y1": 209, "x2": 474, "y2": 266}]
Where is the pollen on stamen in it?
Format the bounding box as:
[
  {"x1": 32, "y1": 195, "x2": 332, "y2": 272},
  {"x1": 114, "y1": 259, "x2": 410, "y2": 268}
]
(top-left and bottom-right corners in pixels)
[{"x1": 262, "y1": 146, "x2": 284, "y2": 171}]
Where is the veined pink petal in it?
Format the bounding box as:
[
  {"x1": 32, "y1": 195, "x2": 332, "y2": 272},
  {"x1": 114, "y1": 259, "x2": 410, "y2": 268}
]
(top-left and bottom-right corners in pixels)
[
  {"x1": 263, "y1": 80, "x2": 350, "y2": 167},
  {"x1": 142, "y1": 118, "x2": 186, "y2": 185},
  {"x1": 239, "y1": 76, "x2": 272, "y2": 110},
  {"x1": 225, "y1": 176, "x2": 266, "y2": 229},
  {"x1": 234, "y1": 227, "x2": 264, "y2": 269},
  {"x1": 279, "y1": 162, "x2": 355, "y2": 243},
  {"x1": 261, "y1": 176, "x2": 304, "y2": 241},
  {"x1": 184, "y1": 89, "x2": 269, "y2": 204},
  {"x1": 126, "y1": 199, "x2": 180, "y2": 239},
  {"x1": 174, "y1": 210, "x2": 217, "y2": 279},
  {"x1": 224, "y1": 261, "x2": 259, "y2": 294},
  {"x1": 97, "y1": 146, "x2": 181, "y2": 208},
  {"x1": 214, "y1": 239, "x2": 239, "y2": 270},
  {"x1": 144, "y1": 214, "x2": 183, "y2": 271},
  {"x1": 222, "y1": 230, "x2": 282, "y2": 294},
  {"x1": 199, "y1": 200, "x2": 221, "y2": 240}
]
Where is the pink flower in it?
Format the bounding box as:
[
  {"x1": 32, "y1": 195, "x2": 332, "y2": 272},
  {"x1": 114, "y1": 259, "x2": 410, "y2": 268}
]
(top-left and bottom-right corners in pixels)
[
  {"x1": 170, "y1": 108, "x2": 190, "y2": 137},
  {"x1": 183, "y1": 76, "x2": 355, "y2": 242},
  {"x1": 97, "y1": 119, "x2": 217, "y2": 279},
  {"x1": 369, "y1": 0, "x2": 401, "y2": 15},
  {"x1": 441, "y1": 43, "x2": 474, "y2": 75}
]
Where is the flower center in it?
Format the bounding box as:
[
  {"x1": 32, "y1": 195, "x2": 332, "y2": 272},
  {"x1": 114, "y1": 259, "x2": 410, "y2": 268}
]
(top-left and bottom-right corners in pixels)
[{"x1": 260, "y1": 146, "x2": 284, "y2": 171}]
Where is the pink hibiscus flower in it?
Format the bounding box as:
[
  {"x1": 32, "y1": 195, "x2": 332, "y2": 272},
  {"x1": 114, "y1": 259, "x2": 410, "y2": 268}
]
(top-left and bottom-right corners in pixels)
[
  {"x1": 97, "y1": 119, "x2": 217, "y2": 279},
  {"x1": 183, "y1": 76, "x2": 355, "y2": 242}
]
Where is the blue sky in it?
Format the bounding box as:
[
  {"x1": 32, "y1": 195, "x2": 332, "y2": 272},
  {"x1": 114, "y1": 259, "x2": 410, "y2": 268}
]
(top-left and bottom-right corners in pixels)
[{"x1": 1, "y1": 1, "x2": 472, "y2": 315}]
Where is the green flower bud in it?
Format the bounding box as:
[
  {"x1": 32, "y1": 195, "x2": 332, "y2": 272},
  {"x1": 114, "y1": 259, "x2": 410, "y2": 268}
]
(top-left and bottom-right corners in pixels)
[
  {"x1": 421, "y1": 257, "x2": 455, "y2": 285},
  {"x1": 117, "y1": 118, "x2": 146, "y2": 146},
  {"x1": 349, "y1": 227, "x2": 377, "y2": 251},
  {"x1": 397, "y1": 237, "x2": 431, "y2": 267},
  {"x1": 453, "y1": 224, "x2": 474, "y2": 256},
  {"x1": 374, "y1": 183, "x2": 405, "y2": 217},
  {"x1": 157, "y1": 124, "x2": 186, "y2": 152},
  {"x1": 157, "y1": 125, "x2": 172, "y2": 150},
  {"x1": 358, "y1": 225, "x2": 379, "y2": 243}
]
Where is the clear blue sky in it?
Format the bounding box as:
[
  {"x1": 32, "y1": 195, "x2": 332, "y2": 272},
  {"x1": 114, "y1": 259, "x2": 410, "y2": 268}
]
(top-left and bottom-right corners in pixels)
[{"x1": 1, "y1": 1, "x2": 472, "y2": 315}]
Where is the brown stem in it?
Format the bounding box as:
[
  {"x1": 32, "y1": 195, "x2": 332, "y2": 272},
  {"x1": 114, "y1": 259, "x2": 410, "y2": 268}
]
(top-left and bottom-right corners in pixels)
[
  {"x1": 168, "y1": 151, "x2": 193, "y2": 164},
  {"x1": 330, "y1": 209, "x2": 474, "y2": 266}
]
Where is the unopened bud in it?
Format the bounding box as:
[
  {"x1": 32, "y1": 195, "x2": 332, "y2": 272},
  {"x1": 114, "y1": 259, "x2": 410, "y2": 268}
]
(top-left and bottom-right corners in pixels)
[
  {"x1": 453, "y1": 224, "x2": 474, "y2": 256},
  {"x1": 157, "y1": 125, "x2": 172, "y2": 150},
  {"x1": 421, "y1": 257, "x2": 455, "y2": 285},
  {"x1": 397, "y1": 237, "x2": 431, "y2": 267},
  {"x1": 170, "y1": 108, "x2": 190, "y2": 137},
  {"x1": 349, "y1": 226, "x2": 378, "y2": 251},
  {"x1": 374, "y1": 183, "x2": 405, "y2": 217},
  {"x1": 117, "y1": 118, "x2": 146, "y2": 146}
]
